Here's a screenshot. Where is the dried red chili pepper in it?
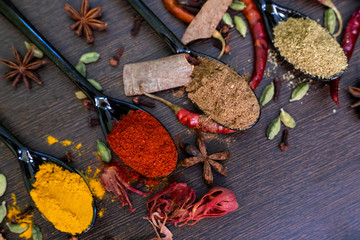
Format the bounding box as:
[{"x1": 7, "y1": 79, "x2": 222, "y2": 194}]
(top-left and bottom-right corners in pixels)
[
  {"x1": 162, "y1": 0, "x2": 195, "y2": 24},
  {"x1": 329, "y1": 7, "x2": 360, "y2": 105},
  {"x1": 107, "y1": 110, "x2": 178, "y2": 178},
  {"x1": 100, "y1": 166, "x2": 149, "y2": 213},
  {"x1": 242, "y1": 0, "x2": 268, "y2": 90},
  {"x1": 141, "y1": 91, "x2": 236, "y2": 134}
]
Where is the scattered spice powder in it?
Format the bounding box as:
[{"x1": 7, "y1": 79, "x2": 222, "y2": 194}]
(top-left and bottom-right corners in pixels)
[
  {"x1": 47, "y1": 136, "x2": 59, "y2": 145},
  {"x1": 7, "y1": 198, "x2": 34, "y2": 239},
  {"x1": 273, "y1": 17, "x2": 348, "y2": 79},
  {"x1": 107, "y1": 110, "x2": 177, "y2": 178},
  {"x1": 185, "y1": 57, "x2": 260, "y2": 130}
]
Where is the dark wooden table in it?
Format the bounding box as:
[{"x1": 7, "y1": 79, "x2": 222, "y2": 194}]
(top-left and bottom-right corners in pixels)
[{"x1": 0, "y1": 0, "x2": 360, "y2": 239}]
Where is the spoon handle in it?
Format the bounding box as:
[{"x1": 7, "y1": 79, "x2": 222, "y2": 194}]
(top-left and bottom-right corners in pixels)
[
  {"x1": 126, "y1": 0, "x2": 189, "y2": 54},
  {"x1": 0, "y1": 121, "x2": 27, "y2": 157},
  {"x1": 0, "y1": 0, "x2": 104, "y2": 101}
]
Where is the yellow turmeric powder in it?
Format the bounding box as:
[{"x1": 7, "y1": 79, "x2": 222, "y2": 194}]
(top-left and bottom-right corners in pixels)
[{"x1": 30, "y1": 163, "x2": 94, "y2": 234}]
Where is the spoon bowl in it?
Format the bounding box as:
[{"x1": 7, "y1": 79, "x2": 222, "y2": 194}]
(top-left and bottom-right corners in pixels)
[
  {"x1": 126, "y1": 0, "x2": 260, "y2": 131},
  {"x1": 0, "y1": 121, "x2": 96, "y2": 234},
  {"x1": 254, "y1": 0, "x2": 346, "y2": 81}
]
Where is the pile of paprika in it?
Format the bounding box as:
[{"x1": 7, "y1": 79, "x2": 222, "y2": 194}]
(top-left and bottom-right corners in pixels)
[{"x1": 107, "y1": 110, "x2": 178, "y2": 178}]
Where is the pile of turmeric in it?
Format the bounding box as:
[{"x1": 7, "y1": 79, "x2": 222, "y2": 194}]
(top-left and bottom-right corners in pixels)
[{"x1": 30, "y1": 163, "x2": 94, "y2": 234}]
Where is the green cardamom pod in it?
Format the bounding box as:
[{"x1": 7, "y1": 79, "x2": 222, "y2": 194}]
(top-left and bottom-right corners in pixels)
[
  {"x1": 0, "y1": 174, "x2": 6, "y2": 197},
  {"x1": 87, "y1": 79, "x2": 103, "y2": 91},
  {"x1": 31, "y1": 225, "x2": 43, "y2": 240},
  {"x1": 280, "y1": 108, "x2": 296, "y2": 128},
  {"x1": 6, "y1": 223, "x2": 28, "y2": 234},
  {"x1": 75, "y1": 91, "x2": 87, "y2": 100},
  {"x1": 97, "y1": 140, "x2": 112, "y2": 163},
  {"x1": 0, "y1": 201, "x2": 7, "y2": 223},
  {"x1": 222, "y1": 13, "x2": 234, "y2": 27},
  {"x1": 259, "y1": 82, "x2": 274, "y2": 106},
  {"x1": 290, "y1": 82, "x2": 309, "y2": 102},
  {"x1": 24, "y1": 41, "x2": 44, "y2": 59},
  {"x1": 80, "y1": 52, "x2": 100, "y2": 64},
  {"x1": 234, "y1": 16, "x2": 247, "y2": 38},
  {"x1": 324, "y1": 8, "x2": 336, "y2": 34},
  {"x1": 266, "y1": 117, "x2": 281, "y2": 140},
  {"x1": 229, "y1": 0, "x2": 246, "y2": 11},
  {"x1": 75, "y1": 61, "x2": 86, "y2": 77}
]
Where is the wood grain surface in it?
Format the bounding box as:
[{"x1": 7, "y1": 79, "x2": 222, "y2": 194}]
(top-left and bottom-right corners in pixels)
[{"x1": 0, "y1": 0, "x2": 360, "y2": 239}]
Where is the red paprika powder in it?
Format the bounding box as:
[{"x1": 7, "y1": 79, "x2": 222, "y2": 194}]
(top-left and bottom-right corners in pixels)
[{"x1": 107, "y1": 110, "x2": 178, "y2": 178}]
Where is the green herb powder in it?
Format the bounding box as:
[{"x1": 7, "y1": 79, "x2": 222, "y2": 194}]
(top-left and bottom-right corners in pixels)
[{"x1": 273, "y1": 17, "x2": 348, "y2": 79}]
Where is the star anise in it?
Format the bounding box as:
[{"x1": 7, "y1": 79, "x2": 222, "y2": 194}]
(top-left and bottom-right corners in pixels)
[
  {"x1": 0, "y1": 46, "x2": 46, "y2": 89},
  {"x1": 64, "y1": 0, "x2": 108, "y2": 43},
  {"x1": 349, "y1": 86, "x2": 360, "y2": 108},
  {"x1": 179, "y1": 133, "x2": 231, "y2": 185}
]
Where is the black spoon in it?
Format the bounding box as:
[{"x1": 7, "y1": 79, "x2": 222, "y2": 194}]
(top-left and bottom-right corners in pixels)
[
  {"x1": 0, "y1": 121, "x2": 96, "y2": 234},
  {"x1": 0, "y1": 0, "x2": 174, "y2": 138},
  {"x1": 254, "y1": 0, "x2": 346, "y2": 81},
  {"x1": 126, "y1": 0, "x2": 260, "y2": 131}
]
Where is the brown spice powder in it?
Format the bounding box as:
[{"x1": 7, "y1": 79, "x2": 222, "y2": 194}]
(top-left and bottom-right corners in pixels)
[
  {"x1": 273, "y1": 17, "x2": 348, "y2": 79},
  {"x1": 185, "y1": 57, "x2": 260, "y2": 130}
]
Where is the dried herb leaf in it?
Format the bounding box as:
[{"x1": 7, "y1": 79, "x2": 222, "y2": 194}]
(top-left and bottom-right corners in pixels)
[
  {"x1": 80, "y1": 52, "x2": 100, "y2": 64},
  {"x1": 0, "y1": 174, "x2": 6, "y2": 197},
  {"x1": 6, "y1": 222, "x2": 28, "y2": 234},
  {"x1": 222, "y1": 13, "x2": 234, "y2": 27},
  {"x1": 209, "y1": 159, "x2": 227, "y2": 176},
  {"x1": 280, "y1": 108, "x2": 296, "y2": 128},
  {"x1": 179, "y1": 157, "x2": 202, "y2": 167},
  {"x1": 290, "y1": 82, "x2": 309, "y2": 102},
  {"x1": 266, "y1": 117, "x2": 281, "y2": 140},
  {"x1": 75, "y1": 61, "x2": 86, "y2": 77},
  {"x1": 75, "y1": 91, "x2": 87, "y2": 100},
  {"x1": 229, "y1": 0, "x2": 246, "y2": 11},
  {"x1": 0, "y1": 201, "x2": 7, "y2": 223},
  {"x1": 234, "y1": 16, "x2": 247, "y2": 37},
  {"x1": 324, "y1": 8, "x2": 336, "y2": 34},
  {"x1": 87, "y1": 79, "x2": 103, "y2": 91},
  {"x1": 97, "y1": 140, "x2": 112, "y2": 163},
  {"x1": 259, "y1": 82, "x2": 274, "y2": 106},
  {"x1": 31, "y1": 225, "x2": 43, "y2": 240},
  {"x1": 24, "y1": 41, "x2": 44, "y2": 58}
]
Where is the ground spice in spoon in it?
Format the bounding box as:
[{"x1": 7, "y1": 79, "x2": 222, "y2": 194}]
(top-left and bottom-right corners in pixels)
[
  {"x1": 107, "y1": 110, "x2": 178, "y2": 178},
  {"x1": 273, "y1": 17, "x2": 348, "y2": 79},
  {"x1": 185, "y1": 57, "x2": 260, "y2": 130}
]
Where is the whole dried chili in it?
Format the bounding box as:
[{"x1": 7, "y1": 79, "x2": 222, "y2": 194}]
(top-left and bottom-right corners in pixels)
[
  {"x1": 242, "y1": 0, "x2": 268, "y2": 90},
  {"x1": 107, "y1": 110, "x2": 178, "y2": 178},
  {"x1": 141, "y1": 90, "x2": 236, "y2": 134},
  {"x1": 162, "y1": 0, "x2": 195, "y2": 24},
  {"x1": 329, "y1": 7, "x2": 360, "y2": 106}
]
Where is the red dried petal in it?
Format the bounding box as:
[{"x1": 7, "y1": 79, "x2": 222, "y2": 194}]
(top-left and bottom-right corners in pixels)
[
  {"x1": 147, "y1": 183, "x2": 196, "y2": 225},
  {"x1": 101, "y1": 166, "x2": 148, "y2": 213},
  {"x1": 188, "y1": 187, "x2": 238, "y2": 225}
]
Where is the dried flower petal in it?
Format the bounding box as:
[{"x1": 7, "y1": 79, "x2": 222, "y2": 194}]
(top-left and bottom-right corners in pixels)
[
  {"x1": 203, "y1": 161, "x2": 213, "y2": 185},
  {"x1": 101, "y1": 166, "x2": 148, "y2": 213},
  {"x1": 208, "y1": 159, "x2": 227, "y2": 176},
  {"x1": 187, "y1": 187, "x2": 238, "y2": 225},
  {"x1": 208, "y1": 151, "x2": 231, "y2": 160},
  {"x1": 179, "y1": 157, "x2": 202, "y2": 167}
]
